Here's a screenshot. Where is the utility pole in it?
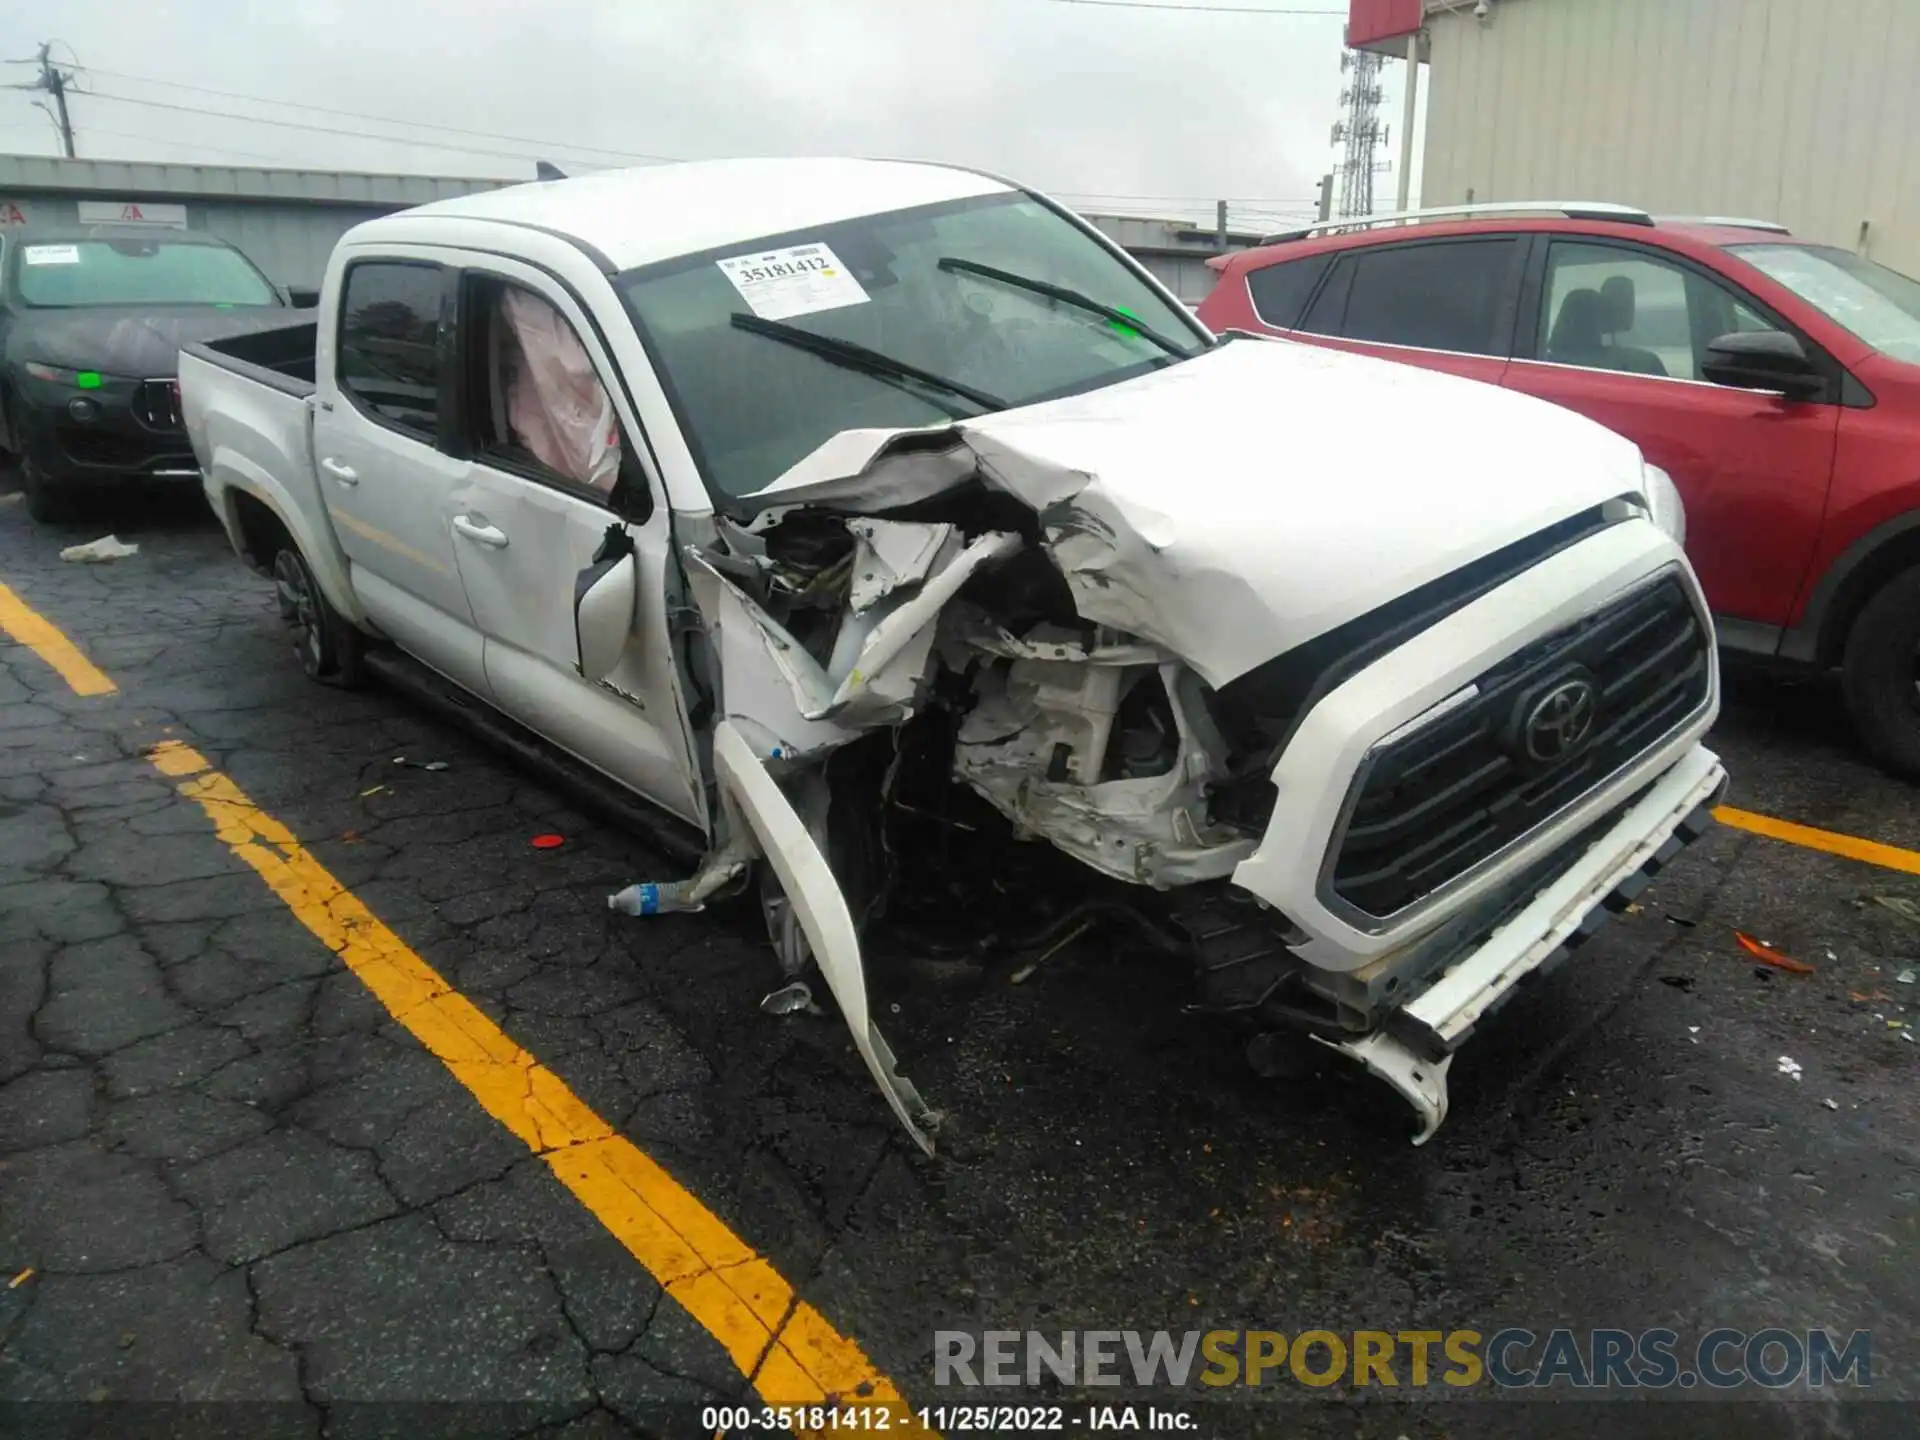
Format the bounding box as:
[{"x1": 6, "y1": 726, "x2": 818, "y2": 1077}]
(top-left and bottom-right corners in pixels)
[
  {"x1": 1395, "y1": 29, "x2": 1421, "y2": 212},
  {"x1": 8, "y1": 42, "x2": 79, "y2": 157}
]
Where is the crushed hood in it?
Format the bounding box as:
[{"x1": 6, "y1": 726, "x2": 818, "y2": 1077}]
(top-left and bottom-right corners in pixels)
[{"x1": 749, "y1": 339, "x2": 1650, "y2": 687}]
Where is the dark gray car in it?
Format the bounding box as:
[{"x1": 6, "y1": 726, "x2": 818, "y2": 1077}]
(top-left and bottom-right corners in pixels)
[{"x1": 0, "y1": 227, "x2": 300, "y2": 521}]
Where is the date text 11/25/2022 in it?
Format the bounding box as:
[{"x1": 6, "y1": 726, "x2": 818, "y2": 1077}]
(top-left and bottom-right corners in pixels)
[{"x1": 700, "y1": 1405, "x2": 1198, "y2": 1431}]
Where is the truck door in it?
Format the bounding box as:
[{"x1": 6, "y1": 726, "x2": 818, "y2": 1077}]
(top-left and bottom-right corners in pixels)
[
  {"x1": 311, "y1": 253, "x2": 487, "y2": 694},
  {"x1": 440, "y1": 262, "x2": 704, "y2": 829}
]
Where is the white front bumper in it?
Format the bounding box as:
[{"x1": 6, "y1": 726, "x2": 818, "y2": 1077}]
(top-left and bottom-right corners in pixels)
[
  {"x1": 1322, "y1": 740, "x2": 1725, "y2": 1143},
  {"x1": 1230, "y1": 517, "x2": 1718, "y2": 971}
]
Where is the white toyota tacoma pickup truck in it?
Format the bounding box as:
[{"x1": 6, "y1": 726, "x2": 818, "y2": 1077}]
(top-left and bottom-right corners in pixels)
[{"x1": 179, "y1": 157, "x2": 1727, "y2": 1149}]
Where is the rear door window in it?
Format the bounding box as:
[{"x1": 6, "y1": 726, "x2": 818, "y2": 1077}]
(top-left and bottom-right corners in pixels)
[
  {"x1": 1297, "y1": 255, "x2": 1355, "y2": 336},
  {"x1": 337, "y1": 261, "x2": 444, "y2": 440},
  {"x1": 1337, "y1": 239, "x2": 1522, "y2": 356},
  {"x1": 1246, "y1": 253, "x2": 1333, "y2": 329}
]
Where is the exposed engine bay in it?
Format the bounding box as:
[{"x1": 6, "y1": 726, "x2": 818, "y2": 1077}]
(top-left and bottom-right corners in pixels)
[{"x1": 664, "y1": 421, "x2": 1412, "y2": 1156}]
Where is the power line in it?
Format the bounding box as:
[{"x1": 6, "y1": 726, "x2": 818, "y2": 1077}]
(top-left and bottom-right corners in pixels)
[
  {"x1": 79, "y1": 89, "x2": 665, "y2": 170},
  {"x1": 1055, "y1": 190, "x2": 1321, "y2": 203},
  {"x1": 81, "y1": 66, "x2": 680, "y2": 166},
  {"x1": 1046, "y1": 0, "x2": 1345, "y2": 14}
]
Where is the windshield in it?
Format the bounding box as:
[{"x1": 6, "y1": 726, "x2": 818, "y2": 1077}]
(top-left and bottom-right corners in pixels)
[
  {"x1": 1731, "y1": 242, "x2": 1920, "y2": 362},
  {"x1": 15, "y1": 238, "x2": 279, "y2": 309},
  {"x1": 618, "y1": 192, "x2": 1206, "y2": 500}
]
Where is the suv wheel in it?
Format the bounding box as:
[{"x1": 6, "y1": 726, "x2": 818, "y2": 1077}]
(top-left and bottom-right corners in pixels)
[
  {"x1": 1841, "y1": 564, "x2": 1920, "y2": 780},
  {"x1": 270, "y1": 545, "x2": 366, "y2": 687},
  {"x1": 9, "y1": 403, "x2": 67, "y2": 524}
]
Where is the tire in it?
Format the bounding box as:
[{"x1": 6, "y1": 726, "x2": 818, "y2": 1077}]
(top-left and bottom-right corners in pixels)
[
  {"x1": 1841, "y1": 563, "x2": 1920, "y2": 780},
  {"x1": 269, "y1": 544, "x2": 367, "y2": 687},
  {"x1": 9, "y1": 403, "x2": 68, "y2": 525}
]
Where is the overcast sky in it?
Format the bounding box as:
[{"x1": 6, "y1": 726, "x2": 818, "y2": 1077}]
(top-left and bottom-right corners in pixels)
[{"x1": 0, "y1": 0, "x2": 1421, "y2": 229}]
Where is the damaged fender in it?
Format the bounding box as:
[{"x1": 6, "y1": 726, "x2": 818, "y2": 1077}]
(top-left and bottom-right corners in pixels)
[
  {"x1": 711, "y1": 719, "x2": 937, "y2": 1154},
  {"x1": 687, "y1": 527, "x2": 1022, "y2": 758}
]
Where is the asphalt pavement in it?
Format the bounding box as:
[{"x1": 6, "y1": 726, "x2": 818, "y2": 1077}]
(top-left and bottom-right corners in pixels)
[{"x1": 0, "y1": 488, "x2": 1915, "y2": 1440}]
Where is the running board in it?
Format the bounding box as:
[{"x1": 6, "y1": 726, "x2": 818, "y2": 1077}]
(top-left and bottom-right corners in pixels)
[{"x1": 360, "y1": 647, "x2": 706, "y2": 865}]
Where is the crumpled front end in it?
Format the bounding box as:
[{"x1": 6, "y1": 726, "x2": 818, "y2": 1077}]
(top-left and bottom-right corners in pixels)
[{"x1": 650, "y1": 341, "x2": 1724, "y2": 1149}]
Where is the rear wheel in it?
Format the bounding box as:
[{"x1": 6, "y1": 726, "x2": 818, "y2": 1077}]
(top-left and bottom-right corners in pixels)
[
  {"x1": 1841, "y1": 563, "x2": 1920, "y2": 780},
  {"x1": 270, "y1": 544, "x2": 366, "y2": 687}
]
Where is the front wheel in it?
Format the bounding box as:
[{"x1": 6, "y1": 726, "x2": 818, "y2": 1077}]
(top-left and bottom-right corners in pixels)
[
  {"x1": 8, "y1": 403, "x2": 68, "y2": 524},
  {"x1": 1841, "y1": 564, "x2": 1920, "y2": 781},
  {"x1": 270, "y1": 544, "x2": 366, "y2": 687}
]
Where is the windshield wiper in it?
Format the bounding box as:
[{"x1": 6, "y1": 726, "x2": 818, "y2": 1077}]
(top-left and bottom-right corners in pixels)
[
  {"x1": 728, "y1": 312, "x2": 1004, "y2": 416},
  {"x1": 935, "y1": 256, "x2": 1199, "y2": 359}
]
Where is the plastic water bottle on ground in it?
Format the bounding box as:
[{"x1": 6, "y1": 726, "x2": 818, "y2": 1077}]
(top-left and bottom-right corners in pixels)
[{"x1": 607, "y1": 880, "x2": 706, "y2": 916}]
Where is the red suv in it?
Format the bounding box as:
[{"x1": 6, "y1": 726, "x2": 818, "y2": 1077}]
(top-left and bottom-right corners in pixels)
[{"x1": 1198, "y1": 203, "x2": 1920, "y2": 778}]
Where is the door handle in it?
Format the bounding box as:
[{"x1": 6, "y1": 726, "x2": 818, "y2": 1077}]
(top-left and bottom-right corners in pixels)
[
  {"x1": 319, "y1": 457, "x2": 358, "y2": 486},
  {"x1": 452, "y1": 514, "x2": 509, "y2": 549}
]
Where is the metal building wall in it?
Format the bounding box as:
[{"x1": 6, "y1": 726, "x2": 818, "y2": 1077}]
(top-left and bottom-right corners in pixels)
[
  {"x1": 0, "y1": 155, "x2": 513, "y2": 290},
  {"x1": 0, "y1": 192, "x2": 390, "y2": 288},
  {"x1": 1421, "y1": 0, "x2": 1920, "y2": 274},
  {"x1": 0, "y1": 154, "x2": 1255, "y2": 301}
]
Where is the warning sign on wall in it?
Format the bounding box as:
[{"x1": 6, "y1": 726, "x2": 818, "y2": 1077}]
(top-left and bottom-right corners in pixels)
[
  {"x1": 0, "y1": 201, "x2": 31, "y2": 226},
  {"x1": 76, "y1": 200, "x2": 188, "y2": 229}
]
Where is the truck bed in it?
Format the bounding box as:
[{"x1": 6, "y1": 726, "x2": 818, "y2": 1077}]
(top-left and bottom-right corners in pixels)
[
  {"x1": 179, "y1": 325, "x2": 357, "y2": 625},
  {"x1": 183, "y1": 317, "x2": 319, "y2": 397}
]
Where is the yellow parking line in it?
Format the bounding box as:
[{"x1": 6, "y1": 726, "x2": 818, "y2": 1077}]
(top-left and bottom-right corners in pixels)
[
  {"x1": 147, "y1": 739, "x2": 925, "y2": 1424},
  {"x1": 0, "y1": 560, "x2": 922, "y2": 1425},
  {"x1": 0, "y1": 580, "x2": 116, "y2": 696},
  {"x1": 1715, "y1": 805, "x2": 1920, "y2": 877}
]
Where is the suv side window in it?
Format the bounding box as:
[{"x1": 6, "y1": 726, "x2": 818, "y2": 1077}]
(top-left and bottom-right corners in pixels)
[
  {"x1": 1539, "y1": 240, "x2": 1777, "y2": 382},
  {"x1": 1247, "y1": 253, "x2": 1334, "y2": 329},
  {"x1": 337, "y1": 261, "x2": 443, "y2": 439},
  {"x1": 1333, "y1": 238, "x2": 1521, "y2": 356}
]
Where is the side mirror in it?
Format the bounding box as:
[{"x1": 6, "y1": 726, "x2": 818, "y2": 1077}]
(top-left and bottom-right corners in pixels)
[
  {"x1": 574, "y1": 524, "x2": 638, "y2": 682},
  {"x1": 1701, "y1": 330, "x2": 1825, "y2": 400},
  {"x1": 286, "y1": 287, "x2": 321, "y2": 310},
  {"x1": 609, "y1": 445, "x2": 655, "y2": 525}
]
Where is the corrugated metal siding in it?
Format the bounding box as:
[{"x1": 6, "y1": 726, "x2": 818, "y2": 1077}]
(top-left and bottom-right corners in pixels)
[
  {"x1": 0, "y1": 154, "x2": 509, "y2": 206},
  {"x1": 0, "y1": 155, "x2": 1250, "y2": 299},
  {"x1": 0, "y1": 191, "x2": 394, "y2": 287},
  {"x1": 0, "y1": 153, "x2": 514, "y2": 287},
  {"x1": 1422, "y1": 0, "x2": 1920, "y2": 274}
]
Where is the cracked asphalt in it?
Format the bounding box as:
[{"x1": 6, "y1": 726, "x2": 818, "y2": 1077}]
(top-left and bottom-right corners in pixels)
[{"x1": 0, "y1": 487, "x2": 1916, "y2": 1440}]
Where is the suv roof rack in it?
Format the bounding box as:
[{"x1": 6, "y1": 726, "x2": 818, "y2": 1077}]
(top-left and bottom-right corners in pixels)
[
  {"x1": 1256, "y1": 200, "x2": 1653, "y2": 245},
  {"x1": 1654, "y1": 215, "x2": 1791, "y2": 234}
]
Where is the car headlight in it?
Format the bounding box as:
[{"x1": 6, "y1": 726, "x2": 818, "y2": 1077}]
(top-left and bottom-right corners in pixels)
[
  {"x1": 1643, "y1": 463, "x2": 1686, "y2": 547},
  {"x1": 22, "y1": 361, "x2": 106, "y2": 390}
]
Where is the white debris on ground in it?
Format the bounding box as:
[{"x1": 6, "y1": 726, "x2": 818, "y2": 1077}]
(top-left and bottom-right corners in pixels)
[
  {"x1": 59, "y1": 535, "x2": 139, "y2": 563},
  {"x1": 1778, "y1": 1056, "x2": 1804, "y2": 1081}
]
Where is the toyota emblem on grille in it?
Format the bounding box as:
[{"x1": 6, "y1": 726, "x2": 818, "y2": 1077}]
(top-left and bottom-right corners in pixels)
[{"x1": 1522, "y1": 677, "x2": 1598, "y2": 763}]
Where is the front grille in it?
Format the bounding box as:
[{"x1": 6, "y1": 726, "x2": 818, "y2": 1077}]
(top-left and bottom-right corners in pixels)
[
  {"x1": 132, "y1": 378, "x2": 183, "y2": 431},
  {"x1": 1326, "y1": 574, "x2": 1710, "y2": 921}
]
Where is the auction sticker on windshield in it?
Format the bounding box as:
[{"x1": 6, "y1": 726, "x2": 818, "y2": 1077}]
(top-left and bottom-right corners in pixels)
[
  {"x1": 718, "y1": 243, "x2": 869, "y2": 321},
  {"x1": 22, "y1": 244, "x2": 79, "y2": 266}
]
